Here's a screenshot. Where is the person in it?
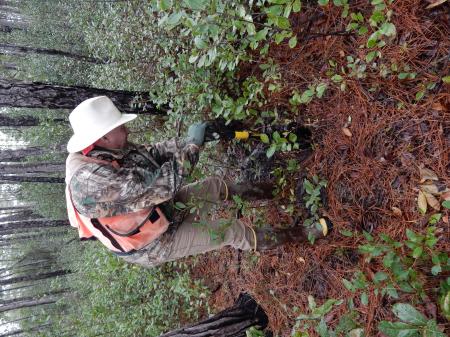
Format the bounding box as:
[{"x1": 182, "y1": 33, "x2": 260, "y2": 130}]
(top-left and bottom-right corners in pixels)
[{"x1": 65, "y1": 96, "x2": 331, "y2": 268}]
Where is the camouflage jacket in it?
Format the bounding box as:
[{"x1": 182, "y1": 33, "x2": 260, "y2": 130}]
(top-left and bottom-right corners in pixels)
[{"x1": 66, "y1": 139, "x2": 198, "y2": 219}]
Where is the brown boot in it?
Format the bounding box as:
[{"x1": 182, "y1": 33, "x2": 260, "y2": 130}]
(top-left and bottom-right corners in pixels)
[
  {"x1": 255, "y1": 217, "x2": 333, "y2": 251},
  {"x1": 226, "y1": 181, "x2": 275, "y2": 200}
]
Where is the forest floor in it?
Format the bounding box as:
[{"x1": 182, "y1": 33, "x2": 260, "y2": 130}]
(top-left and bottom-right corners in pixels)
[{"x1": 188, "y1": 2, "x2": 449, "y2": 336}]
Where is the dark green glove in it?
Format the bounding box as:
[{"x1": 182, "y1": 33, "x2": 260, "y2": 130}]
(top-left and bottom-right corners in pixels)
[{"x1": 187, "y1": 122, "x2": 207, "y2": 146}]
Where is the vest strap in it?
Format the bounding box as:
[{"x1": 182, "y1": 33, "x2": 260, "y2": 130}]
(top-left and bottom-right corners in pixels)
[
  {"x1": 105, "y1": 207, "x2": 160, "y2": 237},
  {"x1": 91, "y1": 218, "x2": 125, "y2": 252}
]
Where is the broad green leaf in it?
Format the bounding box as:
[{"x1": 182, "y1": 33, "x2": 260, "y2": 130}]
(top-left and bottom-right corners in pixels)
[
  {"x1": 374, "y1": 271, "x2": 388, "y2": 283},
  {"x1": 166, "y1": 11, "x2": 183, "y2": 26},
  {"x1": 412, "y1": 246, "x2": 423, "y2": 259},
  {"x1": 331, "y1": 74, "x2": 343, "y2": 82},
  {"x1": 380, "y1": 22, "x2": 396, "y2": 37},
  {"x1": 318, "y1": 0, "x2": 329, "y2": 5},
  {"x1": 360, "y1": 292, "x2": 368, "y2": 306},
  {"x1": 398, "y1": 73, "x2": 409, "y2": 80},
  {"x1": 342, "y1": 278, "x2": 355, "y2": 292},
  {"x1": 289, "y1": 35, "x2": 298, "y2": 48},
  {"x1": 366, "y1": 51, "x2": 377, "y2": 62},
  {"x1": 182, "y1": 0, "x2": 208, "y2": 10},
  {"x1": 316, "y1": 83, "x2": 327, "y2": 98},
  {"x1": 194, "y1": 36, "x2": 208, "y2": 49},
  {"x1": 175, "y1": 202, "x2": 187, "y2": 209},
  {"x1": 415, "y1": 90, "x2": 425, "y2": 101},
  {"x1": 442, "y1": 75, "x2": 450, "y2": 84},
  {"x1": 158, "y1": 0, "x2": 172, "y2": 10},
  {"x1": 316, "y1": 318, "x2": 329, "y2": 337},
  {"x1": 424, "y1": 320, "x2": 446, "y2": 337},
  {"x1": 293, "y1": 0, "x2": 302, "y2": 12},
  {"x1": 266, "y1": 145, "x2": 277, "y2": 158},
  {"x1": 260, "y1": 134, "x2": 270, "y2": 144},
  {"x1": 378, "y1": 321, "x2": 419, "y2": 337},
  {"x1": 442, "y1": 200, "x2": 450, "y2": 209},
  {"x1": 392, "y1": 303, "x2": 427, "y2": 325},
  {"x1": 431, "y1": 265, "x2": 441, "y2": 275},
  {"x1": 276, "y1": 16, "x2": 290, "y2": 29},
  {"x1": 339, "y1": 229, "x2": 353, "y2": 237}
]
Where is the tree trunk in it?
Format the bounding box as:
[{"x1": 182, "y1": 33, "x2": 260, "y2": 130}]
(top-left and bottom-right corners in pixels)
[
  {"x1": 0, "y1": 42, "x2": 108, "y2": 64},
  {"x1": 0, "y1": 162, "x2": 65, "y2": 174},
  {"x1": 0, "y1": 269, "x2": 71, "y2": 286},
  {"x1": 0, "y1": 146, "x2": 65, "y2": 162},
  {"x1": 0, "y1": 219, "x2": 68, "y2": 231},
  {"x1": 0, "y1": 175, "x2": 64, "y2": 183},
  {"x1": 0, "y1": 78, "x2": 166, "y2": 115},
  {"x1": 0, "y1": 289, "x2": 68, "y2": 312},
  {"x1": 0, "y1": 113, "x2": 39, "y2": 126},
  {"x1": 159, "y1": 293, "x2": 269, "y2": 337}
]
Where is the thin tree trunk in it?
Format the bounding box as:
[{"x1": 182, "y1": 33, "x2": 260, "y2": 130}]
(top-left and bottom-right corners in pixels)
[
  {"x1": 159, "y1": 293, "x2": 269, "y2": 337},
  {"x1": 0, "y1": 269, "x2": 71, "y2": 286},
  {"x1": 0, "y1": 78, "x2": 165, "y2": 115},
  {"x1": 0, "y1": 219, "x2": 68, "y2": 231},
  {"x1": 0, "y1": 175, "x2": 64, "y2": 183},
  {"x1": 0, "y1": 145, "x2": 65, "y2": 162},
  {"x1": 0, "y1": 42, "x2": 108, "y2": 64},
  {"x1": 0, "y1": 162, "x2": 65, "y2": 174}
]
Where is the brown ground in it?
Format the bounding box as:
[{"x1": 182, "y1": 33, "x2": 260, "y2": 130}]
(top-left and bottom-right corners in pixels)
[{"x1": 190, "y1": 1, "x2": 449, "y2": 336}]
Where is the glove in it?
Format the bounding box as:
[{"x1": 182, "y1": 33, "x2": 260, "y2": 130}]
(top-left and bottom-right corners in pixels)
[{"x1": 187, "y1": 122, "x2": 207, "y2": 146}]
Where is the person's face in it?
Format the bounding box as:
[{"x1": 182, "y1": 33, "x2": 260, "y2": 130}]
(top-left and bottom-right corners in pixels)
[{"x1": 96, "y1": 125, "x2": 129, "y2": 149}]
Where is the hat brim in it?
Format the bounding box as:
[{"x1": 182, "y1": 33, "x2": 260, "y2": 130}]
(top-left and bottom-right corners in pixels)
[{"x1": 67, "y1": 113, "x2": 137, "y2": 153}]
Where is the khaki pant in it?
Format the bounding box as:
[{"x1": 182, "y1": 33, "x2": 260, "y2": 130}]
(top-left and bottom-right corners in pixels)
[{"x1": 120, "y1": 176, "x2": 254, "y2": 268}]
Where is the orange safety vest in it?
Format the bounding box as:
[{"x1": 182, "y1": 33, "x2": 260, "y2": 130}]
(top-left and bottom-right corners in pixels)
[{"x1": 65, "y1": 154, "x2": 170, "y2": 253}]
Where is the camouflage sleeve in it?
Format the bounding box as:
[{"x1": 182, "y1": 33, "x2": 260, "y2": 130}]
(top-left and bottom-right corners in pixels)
[
  {"x1": 139, "y1": 138, "x2": 199, "y2": 176},
  {"x1": 69, "y1": 161, "x2": 183, "y2": 218},
  {"x1": 143, "y1": 138, "x2": 187, "y2": 164}
]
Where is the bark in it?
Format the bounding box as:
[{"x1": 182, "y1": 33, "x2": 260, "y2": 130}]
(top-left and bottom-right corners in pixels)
[
  {"x1": 0, "y1": 42, "x2": 108, "y2": 64},
  {"x1": 0, "y1": 325, "x2": 52, "y2": 337},
  {"x1": 0, "y1": 175, "x2": 65, "y2": 183},
  {"x1": 0, "y1": 145, "x2": 65, "y2": 162},
  {"x1": 0, "y1": 219, "x2": 68, "y2": 231},
  {"x1": 0, "y1": 209, "x2": 36, "y2": 222},
  {"x1": 0, "y1": 78, "x2": 166, "y2": 115},
  {"x1": 0, "y1": 269, "x2": 71, "y2": 286},
  {"x1": 159, "y1": 293, "x2": 269, "y2": 337},
  {"x1": 0, "y1": 162, "x2": 65, "y2": 174},
  {"x1": 0, "y1": 62, "x2": 17, "y2": 70},
  {"x1": 0, "y1": 289, "x2": 68, "y2": 312},
  {"x1": 0, "y1": 113, "x2": 39, "y2": 126}
]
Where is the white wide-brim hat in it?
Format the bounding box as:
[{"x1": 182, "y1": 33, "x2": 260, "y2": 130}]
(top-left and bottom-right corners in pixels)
[{"x1": 67, "y1": 96, "x2": 137, "y2": 153}]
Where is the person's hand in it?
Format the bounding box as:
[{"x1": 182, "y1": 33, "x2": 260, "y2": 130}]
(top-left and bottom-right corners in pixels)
[{"x1": 187, "y1": 122, "x2": 207, "y2": 146}]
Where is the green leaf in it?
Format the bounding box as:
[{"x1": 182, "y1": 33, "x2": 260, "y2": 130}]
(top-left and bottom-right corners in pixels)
[
  {"x1": 366, "y1": 32, "x2": 379, "y2": 48},
  {"x1": 316, "y1": 83, "x2": 327, "y2": 98},
  {"x1": 380, "y1": 22, "x2": 396, "y2": 37},
  {"x1": 374, "y1": 271, "x2": 388, "y2": 283},
  {"x1": 288, "y1": 133, "x2": 297, "y2": 143},
  {"x1": 300, "y1": 89, "x2": 315, "y2": 103},
  {"x1": 415, "y1": 90, "x2": 425, "y2": 101},
  {"x1": 442, "y1": 75, "x2": 450, "y2": 84},
  {"x1": 342, "y1": 278, "x2": 355, "y2": 292},
  {"x1": 412, "y1": 246, "x2": 423, "y2": 258},
  {"x1": 275, "y1": 16, "x2": 290, "y2": 29},
  {"x1": 293, "y1": 0, "x2": 302, "y2": 12},
  {"x1": 424, "y1": 319, "x2": 446, "y2": 337},
  {"x1": 194, "y1": 36, "x2": 208, "y2": 49},
  {"x1": 289, "y1": 35, "x2": 298, "y2": 48},
  {"x1": 361, "y1": 292, "x2": 369, "y2": 306},
  {"x1": 442, "y1": 200, "x2": 450, "y2": 209},
  {"x1": 378, "y1": 321, "x2": 419, "y2": 337},
  {"x1": 331, "y1": 74, "x2": 343, "y2": 82},
  {"x1": 316, "y1": 318, "x2": 329, "y2": 337},
  {"x1": 339, "y1": 229, "x2": 353, "y2": 237},
  {"x1": 175, "y1": 202, "x2": 187, "y2": 209},
  {"x1": 182, "y1": 0, "x2": 208, "y2": 10},
  {"x1": 166, "y1": 11, "x2": 183, "y2": 26},
  {"x1": 158, "y1": 0, "x2": 173, "y2": 10},
  {"x1": 431, "y1": 265, "x2": 442, "y2": 276},
  {"x1": 398, "y1": 73, "x2": 409, "y2": 80},
  {"x1": 318, "y1": 0, "x2": 329, "y2": 6},
  {"x1": 266, "y1": 145, "x2": 277, "y2": 158},
  {"x1": 428, "y1": 213, "x2": 442, "y2": 225},
  {"x1": 260, "y1": 134, "x2": 270, "y2": 144},
  {"x1": 392, "y1": 303, "x2": 427, "y2": 325},
  {"x1": 366, "y1": 51, "x2": 377, "y2": 62}
]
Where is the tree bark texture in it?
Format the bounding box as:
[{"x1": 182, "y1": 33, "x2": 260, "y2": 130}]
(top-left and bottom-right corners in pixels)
[
  {"x1": 0, "y1": 219, "x2": 68, "y2": 231},
  {"x1": 0, "y1": 162, "x2": 65, "y2": 174},
  {"x1": 0, "y1": 269, "x2": 71, "y2": 286},
  {"x1": 0, "y1": 78, "x2": 165, "y2": 115},
  {"x1": 159, "y1": 293, "x2": 269, "y2": 337},
  {"x1": 0, "y1": 146, "x2": 65, "y2": 162},
  {"x1": 0, "y1": 175, "x2": 65, "y2": 183},
  {"x1": 0, "y1": 42, "x2": 108, "y2": 64}
]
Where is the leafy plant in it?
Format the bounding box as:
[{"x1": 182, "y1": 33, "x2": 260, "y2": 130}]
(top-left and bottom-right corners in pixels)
[{"x1": 378, "y1": 303, "x2": 446, "y2": 337}]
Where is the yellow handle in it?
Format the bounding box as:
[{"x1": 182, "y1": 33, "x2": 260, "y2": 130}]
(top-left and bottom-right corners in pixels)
[{"x1": 234, "y1": 131, "x2": 250, "y2": 140}]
